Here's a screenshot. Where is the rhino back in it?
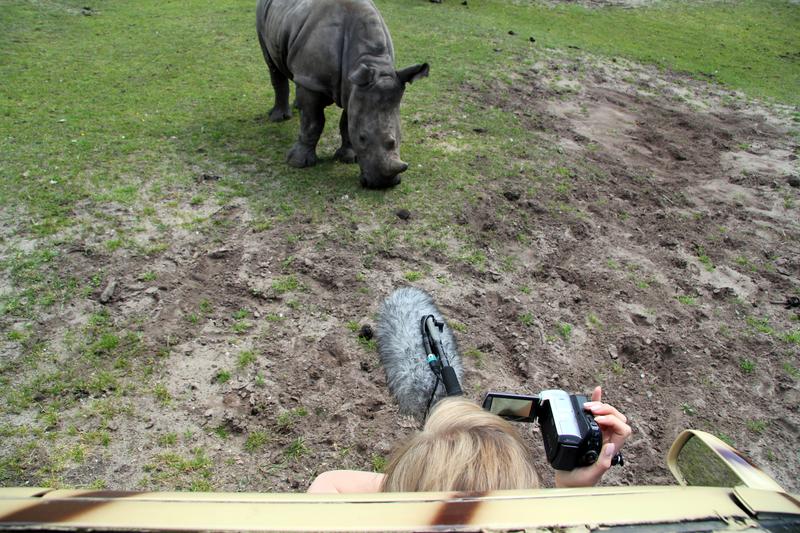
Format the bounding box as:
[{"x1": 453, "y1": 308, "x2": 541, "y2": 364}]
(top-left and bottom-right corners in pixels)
[{"x1": 257, "y1": 0, "x2": 394, "y2": 106}]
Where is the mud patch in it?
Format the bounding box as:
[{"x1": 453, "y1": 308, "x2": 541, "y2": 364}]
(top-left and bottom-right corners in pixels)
[{"x1": 472, "y1": 51, "x2": 799, "y2": 489}]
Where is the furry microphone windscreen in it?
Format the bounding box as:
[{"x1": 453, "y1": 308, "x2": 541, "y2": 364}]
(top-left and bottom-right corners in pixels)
[{"x1": 376, "y1": 287, "x2": 464, "y2": 419}]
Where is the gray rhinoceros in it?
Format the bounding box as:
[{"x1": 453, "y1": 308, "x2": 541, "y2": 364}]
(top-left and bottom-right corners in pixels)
[{"x1": 256, "y1": 0, "x2": 429, "y2": 188}]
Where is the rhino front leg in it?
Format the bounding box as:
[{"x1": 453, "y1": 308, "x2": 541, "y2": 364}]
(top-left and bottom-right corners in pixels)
[
  {"x1": 334, "y1": 111, "x2": 357, "y2": 164},
  {"x1": 258, "y1": 34, "x2": 291, "y2": 122},
  {"x1": 287, "y1": 87, "x2": 327, "y2": 168},
  {"x1": 267, "y1": 62, "x2": 292, "y2": 122}
]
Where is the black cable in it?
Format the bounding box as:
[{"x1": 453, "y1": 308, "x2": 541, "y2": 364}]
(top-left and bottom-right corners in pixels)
[{"x1": 423, "y1": 375, "x2": 441, "y2": 420}]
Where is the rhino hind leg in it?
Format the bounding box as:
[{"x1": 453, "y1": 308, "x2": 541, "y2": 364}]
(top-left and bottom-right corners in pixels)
[
  {"x1": 334, "y1": 111, "x2": 357, "y2": 164},
  {"x1": 287, "y1": 87, "x2": 328, "y2": 168}
]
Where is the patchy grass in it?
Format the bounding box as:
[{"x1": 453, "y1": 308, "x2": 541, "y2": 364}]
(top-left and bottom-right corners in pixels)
[
  {"x1": 244, "y1": 431, "x2": 271, "y2": 453},
  {"x1": 271, "y1": 276, "x2": 300, "y2": 294},
  {"x1": 739, "y1": 358, "x2": 756, "y2": 374},
  {"x1": 276, "y1": 407, "x2": 308, "y2": 431},
  {"x1": 237, "y1": 350, "x2": 257, "y2": 369},
  {"x1": 519, "y1": 312, "x2": 535, "y2": 327},
  {"x1": 371, "y1": 454, "x2": 387, "y2": 473},
  {"x1": 464, "y1": 347, "x2": 486, "y2": 369},
  {"x1": 556, "y1": 323, "x2": 573, "y2": 342},
  {"x1": 153, "y1": 383, "x2": 171, "y2": 406},
  {"x1": 214, "y1": 370, "x2": 232, "y2": 384},
  {"x1": 358, "y1": 336, "x2": 378, "y2": 352},
  {"x1": 746, "y1": 419, "x2": 767, "y2": 435},
  {"x1": 284, "y1": 437, "x2": 308, "y2": 461},
  {"x1": 0, "y1": 0, "x2": 796, "y2": 251},
  {"x1": 784, "y1": 361, "x2": 800, "y2": 380},
  {"x1": 403, "y1": 271, "x2": 423, "y2": 282},
  {"x1": 143, "y1": 448, "x2": 213, "y2": 491}
]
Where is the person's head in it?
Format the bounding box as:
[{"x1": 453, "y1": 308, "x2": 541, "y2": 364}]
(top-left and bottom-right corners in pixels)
[{"x1": 381, "y1": 398, "x2": 539, "y2": 492}]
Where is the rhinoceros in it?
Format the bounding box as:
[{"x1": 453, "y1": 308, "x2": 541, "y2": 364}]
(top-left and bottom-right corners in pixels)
[{"x1": 256, "y1": 0, "x2": 429, "y2": 188}]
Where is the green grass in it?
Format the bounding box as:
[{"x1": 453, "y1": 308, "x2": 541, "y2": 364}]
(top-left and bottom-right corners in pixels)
[
  {"x1": 232, "y1": 320, "x2": 253, "y2": 334},
  {"x1": 519, "y1": 312, "x2": 534, "y2": 327},
  {"x1": 153, "y1": 383, "x2": 171, "y2": 405},
  {"x1": 232, "y1": 309, "x2": 251, "y2": 320},
  {"x1": 783, "y1": 329, "x2": 800, "y2": 345},
  {"x1": 716, "y1": 433, "x2": 735, "y2": 447},
  {"x1": 276, "y1": 407, "x2": 308, "y2": 430},
  {"x1": 158, "y1": 433, "x2": 178, "y2": 447},
  {"x1": 0, "y1": 0, "x2": 796, "y2": 246},
  {"x1": 746, "y1": 316, "x2": 800, "y2": 345},
  {"x1": 144, "y1": 448, "x2": 213, "y2": 490},
  {"x1": 284, "y1": 437, "x2": 308, "y2": 461},
  {"x1": 448, "y1": 320, "x2": 467, "y2": 333},
  {"x1": 557, "y1": 323, "x2": 573, "y2": 342},
  {"x1": 371, "y1": 454, "x2": 387, "y2": 473},
  {"x1": 404, "y1": 271, "x2": 423, "y2": 282},
  {"x1": 358, "y1": 336, "x2": 378, "y2": 352},
  {"x1": 237, "y1": 350, "x2": 257, "y2": 368},
  {"x1": 746, "y1": 419, "x2": 767, "y2": 434},
  {"x1": 464, "y1": 347, "x2": 486, "y2": 369},
  {"x1": 199, "y1": 299, "x2": 213, "y2": 315},
  {"x1": 244, "y1": 431, "x2": 271, "y2": 452},
  {"x1": 747, "y1": 316, "x2": 775, "y2": 335},
  {"x1": 271, "y1": 276, "x2": 300, "y2": 294},
  {"x1": 696, "y1": 246, "x2": 715, "y2": 272},
  {"x1": 784, "y1": 361, "x2": 800, "y2": 380},
  {"x1": 138, "y1": 271, "x2": 157, "y2": 282}
]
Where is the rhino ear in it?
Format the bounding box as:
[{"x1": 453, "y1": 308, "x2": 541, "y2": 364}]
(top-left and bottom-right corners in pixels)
[
  {"x1": 348, "y1": 64, "x2": 375, "y2": 87},
  {"x1": 397, "y1": 63, "x2": 429, "y2": 85}
]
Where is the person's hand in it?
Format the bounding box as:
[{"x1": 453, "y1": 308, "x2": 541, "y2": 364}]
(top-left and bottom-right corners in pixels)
[{"x1": 554, "y1": 386, "x2": 631, "y2": 488}]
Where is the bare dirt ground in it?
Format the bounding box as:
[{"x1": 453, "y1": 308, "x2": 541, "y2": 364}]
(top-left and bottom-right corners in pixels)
[{"x1": 2, "y1": 48, "x2": 798, "y2": 493}]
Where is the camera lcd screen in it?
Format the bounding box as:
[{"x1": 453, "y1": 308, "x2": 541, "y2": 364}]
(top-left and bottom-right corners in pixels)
[
  {"x1": 482, "y1": 393, "x2": 537, "y2": 422},
  {"x1": 492, "y1": 398, "x2": 533, "y2": 417}
]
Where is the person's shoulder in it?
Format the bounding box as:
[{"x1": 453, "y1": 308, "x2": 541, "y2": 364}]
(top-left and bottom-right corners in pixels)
[{"x1": 307, "y1": 470, "x2": 385, "y2": 494}]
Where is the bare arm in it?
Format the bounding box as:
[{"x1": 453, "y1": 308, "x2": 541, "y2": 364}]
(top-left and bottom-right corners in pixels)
[{"x1": 307, "y1": 470, "x2": 386, "y2": 494}]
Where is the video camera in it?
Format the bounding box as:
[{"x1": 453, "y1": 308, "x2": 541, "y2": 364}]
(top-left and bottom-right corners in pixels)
[{"x1": 482, "y1": 390, "x2": 621, "y2": 471}]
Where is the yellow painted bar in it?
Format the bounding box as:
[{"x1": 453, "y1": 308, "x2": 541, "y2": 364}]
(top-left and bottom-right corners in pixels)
[{"x1": 0, "y1": 486, "x2": 757, "y2": 531}]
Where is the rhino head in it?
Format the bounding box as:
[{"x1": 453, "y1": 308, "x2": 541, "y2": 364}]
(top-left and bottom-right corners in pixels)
[{"x1": 347, "y1": 62, "x2": 429, "y2": 189}]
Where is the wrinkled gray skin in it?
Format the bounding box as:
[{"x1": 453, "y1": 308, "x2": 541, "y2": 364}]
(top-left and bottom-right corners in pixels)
[{"x1": 256, "y1": 0, "x2": 429, "y2": 188}]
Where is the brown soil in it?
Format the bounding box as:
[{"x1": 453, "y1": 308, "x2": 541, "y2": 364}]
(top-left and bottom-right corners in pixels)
[{"x1": 2, "y1": 51, "x2": 798, "y2": 493}]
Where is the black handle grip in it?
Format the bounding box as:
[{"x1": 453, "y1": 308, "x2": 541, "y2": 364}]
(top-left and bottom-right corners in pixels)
[{"x1": 441, "y1": 366, "x2": 463, "y2": 396}]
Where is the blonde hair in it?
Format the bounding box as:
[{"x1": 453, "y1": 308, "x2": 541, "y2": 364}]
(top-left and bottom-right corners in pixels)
[{"x1": 381, "y1": 398, "x2": 539, "y2": 492}]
